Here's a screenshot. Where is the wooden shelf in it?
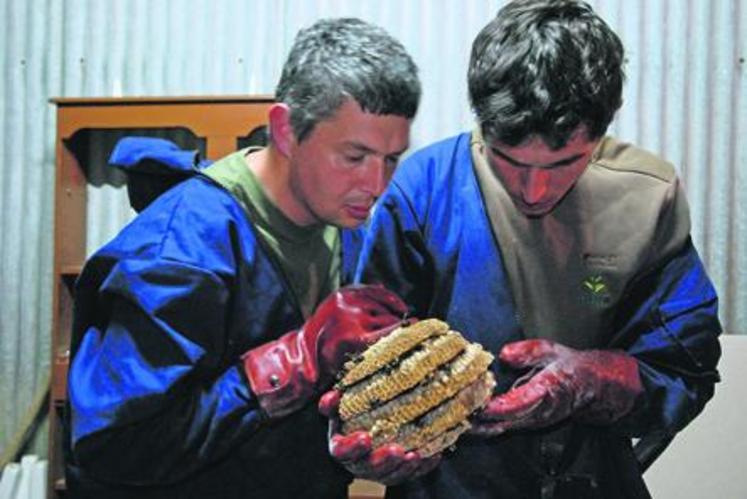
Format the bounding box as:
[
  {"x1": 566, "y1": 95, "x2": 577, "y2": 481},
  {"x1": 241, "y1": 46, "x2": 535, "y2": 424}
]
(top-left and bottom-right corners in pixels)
[
  {"x1": 50, "y1": 95, "x2": 274, "y2": 105},
  {"x1": 54, "y1": 478, "x2": 66, "y2": 491},
  {"x1": 60, "y1": 265, "x2": 82, "y2": 276}
]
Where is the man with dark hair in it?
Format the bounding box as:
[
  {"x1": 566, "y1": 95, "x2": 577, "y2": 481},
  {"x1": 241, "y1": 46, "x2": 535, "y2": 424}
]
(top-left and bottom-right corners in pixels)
[
  {"x1": 328, "y1": 1, "x2": 722, "y2": 497},
  {"x1": 66, "y1": 18, "x2": 421, "y2": 499}
]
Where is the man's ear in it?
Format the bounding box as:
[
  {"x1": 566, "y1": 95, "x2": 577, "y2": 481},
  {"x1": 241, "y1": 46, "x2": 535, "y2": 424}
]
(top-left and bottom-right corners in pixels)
[{"x1": 268, "y1": 103, "x2": 295, "y2": 158}]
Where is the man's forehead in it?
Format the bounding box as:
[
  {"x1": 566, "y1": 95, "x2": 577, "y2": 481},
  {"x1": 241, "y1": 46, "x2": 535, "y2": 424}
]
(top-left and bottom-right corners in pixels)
[
  {"x1": 488, "y1": 131, "x2": 597, "y2": 168},
  {"x1": 313, "y1": 100, "x2": 411, "y2": 153},
  {"x1": 341, "y1": 139, "x2": 409, "y2": 155}
]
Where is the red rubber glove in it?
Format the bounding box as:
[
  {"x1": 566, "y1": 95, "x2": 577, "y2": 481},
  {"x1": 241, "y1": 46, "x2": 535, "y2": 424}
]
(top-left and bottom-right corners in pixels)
[
  {"x1": 242, "y1": 285, "x2": 407, "y2": 418},
  {"x1": 471, "y1": 339, "x2": 643, "y2": 436},
  {"x1": 318, "y1": 390, "x2": 441, "y2": 485}
]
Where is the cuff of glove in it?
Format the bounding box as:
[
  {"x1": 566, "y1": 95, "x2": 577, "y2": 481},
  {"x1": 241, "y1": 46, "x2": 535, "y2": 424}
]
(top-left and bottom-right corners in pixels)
[{"x1": 241, "y1": 334, "x2": 317, "y2": 419}]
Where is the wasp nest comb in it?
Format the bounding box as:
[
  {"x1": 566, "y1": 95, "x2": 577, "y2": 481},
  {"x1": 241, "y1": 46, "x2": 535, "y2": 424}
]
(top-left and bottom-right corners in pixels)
[{"x1": 336, "y1": 319, "x2": 495, "y2": 457}]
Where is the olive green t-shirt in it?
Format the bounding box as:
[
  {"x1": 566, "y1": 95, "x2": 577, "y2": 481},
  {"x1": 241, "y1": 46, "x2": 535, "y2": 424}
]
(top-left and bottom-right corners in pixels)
[{"x1": 203, "y1": 149, "x2": 341, "y2": 318}]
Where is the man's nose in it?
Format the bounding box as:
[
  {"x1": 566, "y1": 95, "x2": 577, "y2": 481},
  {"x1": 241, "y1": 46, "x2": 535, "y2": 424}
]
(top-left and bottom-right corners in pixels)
[
  {"x1": 523, "y1": 168, "x2": 549, "y2": 204},
  {"x1": 361, "y1": 158, "x2": 389, "y2": 197}
]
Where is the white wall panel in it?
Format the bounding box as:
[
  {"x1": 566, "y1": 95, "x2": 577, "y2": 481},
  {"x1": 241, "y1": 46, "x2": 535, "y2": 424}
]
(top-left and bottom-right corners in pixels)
[
  {"x1": 0, "y1": 0, "x2": 57, "y2": 457},
  {"x1": 734, "y1": 0, "x2": 747, "y2": 331},
  {"x1": 0, "y1": 0, "x2": 745, "y2": 465}
]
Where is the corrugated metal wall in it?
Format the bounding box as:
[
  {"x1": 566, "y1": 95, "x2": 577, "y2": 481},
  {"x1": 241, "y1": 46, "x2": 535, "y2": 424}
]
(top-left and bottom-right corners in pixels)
[{"x1": 0, "y1": 0, "x2": 744, "y2": 459}]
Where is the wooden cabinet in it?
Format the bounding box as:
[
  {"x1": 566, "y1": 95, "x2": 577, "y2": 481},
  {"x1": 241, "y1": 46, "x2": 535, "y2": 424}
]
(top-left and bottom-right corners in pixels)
[{"x1": 48, "y1": 96, "x2": 273, "y2": 498}]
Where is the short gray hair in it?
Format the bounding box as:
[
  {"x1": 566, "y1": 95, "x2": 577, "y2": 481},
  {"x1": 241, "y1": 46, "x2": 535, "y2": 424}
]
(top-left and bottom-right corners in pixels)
[{"x1": 275, "y1": 18, "x2": 421, "y2": 142}]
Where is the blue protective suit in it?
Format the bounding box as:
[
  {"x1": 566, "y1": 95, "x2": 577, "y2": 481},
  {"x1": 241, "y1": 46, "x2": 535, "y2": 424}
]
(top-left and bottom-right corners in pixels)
[
  {"x1": 356, "y1": 133, "x2": 721, "y2": 499},
  {"x1": 66, "y1": 147, "x2": 362, "y2": 498}
]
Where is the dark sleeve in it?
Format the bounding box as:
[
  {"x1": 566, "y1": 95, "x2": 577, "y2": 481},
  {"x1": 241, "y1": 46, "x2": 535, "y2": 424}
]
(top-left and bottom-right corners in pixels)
[
  {"x1": 611, "y1": 180, "x2": 722, "y2": 437},
  {"x1": 355, "y1": 177, "x2": 435, "y2": 318},
  {"x1": 68, "y1": 256, "x2": 264, "y2": 485}
]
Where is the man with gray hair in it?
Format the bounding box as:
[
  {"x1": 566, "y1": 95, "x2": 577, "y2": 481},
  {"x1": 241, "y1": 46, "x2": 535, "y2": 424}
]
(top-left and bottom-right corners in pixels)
[{"x1": 66, "y1": 17, "x2": 421, "y2": 498}]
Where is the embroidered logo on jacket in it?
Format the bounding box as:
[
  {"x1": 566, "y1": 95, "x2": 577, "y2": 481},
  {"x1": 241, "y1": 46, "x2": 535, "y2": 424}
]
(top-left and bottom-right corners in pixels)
[{"x1": 580, "y1": 275, "x2": 611, "y2": 308}]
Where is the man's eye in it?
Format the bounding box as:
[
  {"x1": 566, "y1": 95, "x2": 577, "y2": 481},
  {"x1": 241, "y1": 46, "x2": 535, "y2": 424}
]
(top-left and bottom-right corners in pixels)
[{"x1": 345, "y1": 155, "x2": 365, "y2": 164}]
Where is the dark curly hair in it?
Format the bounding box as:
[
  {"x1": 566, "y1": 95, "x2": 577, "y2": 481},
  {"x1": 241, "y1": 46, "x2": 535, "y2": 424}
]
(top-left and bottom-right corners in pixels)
[{"x1": 468, "y1": 0, "x2": 624, "y2": 149}]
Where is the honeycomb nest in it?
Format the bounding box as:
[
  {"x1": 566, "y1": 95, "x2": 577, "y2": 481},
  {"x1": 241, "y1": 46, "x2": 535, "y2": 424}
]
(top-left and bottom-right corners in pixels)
[{"x1": 335, "y1": 319, "x2": 495, "y2": 457}]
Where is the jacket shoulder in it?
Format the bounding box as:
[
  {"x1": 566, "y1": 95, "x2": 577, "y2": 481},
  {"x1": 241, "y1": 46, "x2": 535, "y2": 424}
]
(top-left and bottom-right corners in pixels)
[
  {"x1": 394, "y1": 133, "x2": 472, "y2": 190},
  {"x1": 407, "y1": 133, "x2": 470, "y2": 162},
  {"x1": 592, "y1": 137, "x2": 677, "y2": 184},
  {"x1": 94, "y1": 177, "x2": 257, "y2": 268}
]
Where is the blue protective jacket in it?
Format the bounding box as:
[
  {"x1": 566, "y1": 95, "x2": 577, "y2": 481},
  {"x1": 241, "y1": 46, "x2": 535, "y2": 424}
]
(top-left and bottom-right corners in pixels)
[
  {"x1": 356, "y1": 133, "x2": 721, "y2": 499},
  {"x1": 66, "y1": 148, "x2": 362, "y2": 498}
]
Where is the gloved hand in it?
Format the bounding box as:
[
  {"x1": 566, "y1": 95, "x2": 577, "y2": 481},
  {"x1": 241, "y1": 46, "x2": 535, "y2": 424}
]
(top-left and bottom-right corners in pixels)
[
  {"x1": 242, "y1": 284, "x2": 407, "y2": 418},
  {"x1": 319, "y1": 390, "x2": 442, "y2": 485},
  {"x1": 471, "y1": 339, "x2": 643, "y2": 435}
]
